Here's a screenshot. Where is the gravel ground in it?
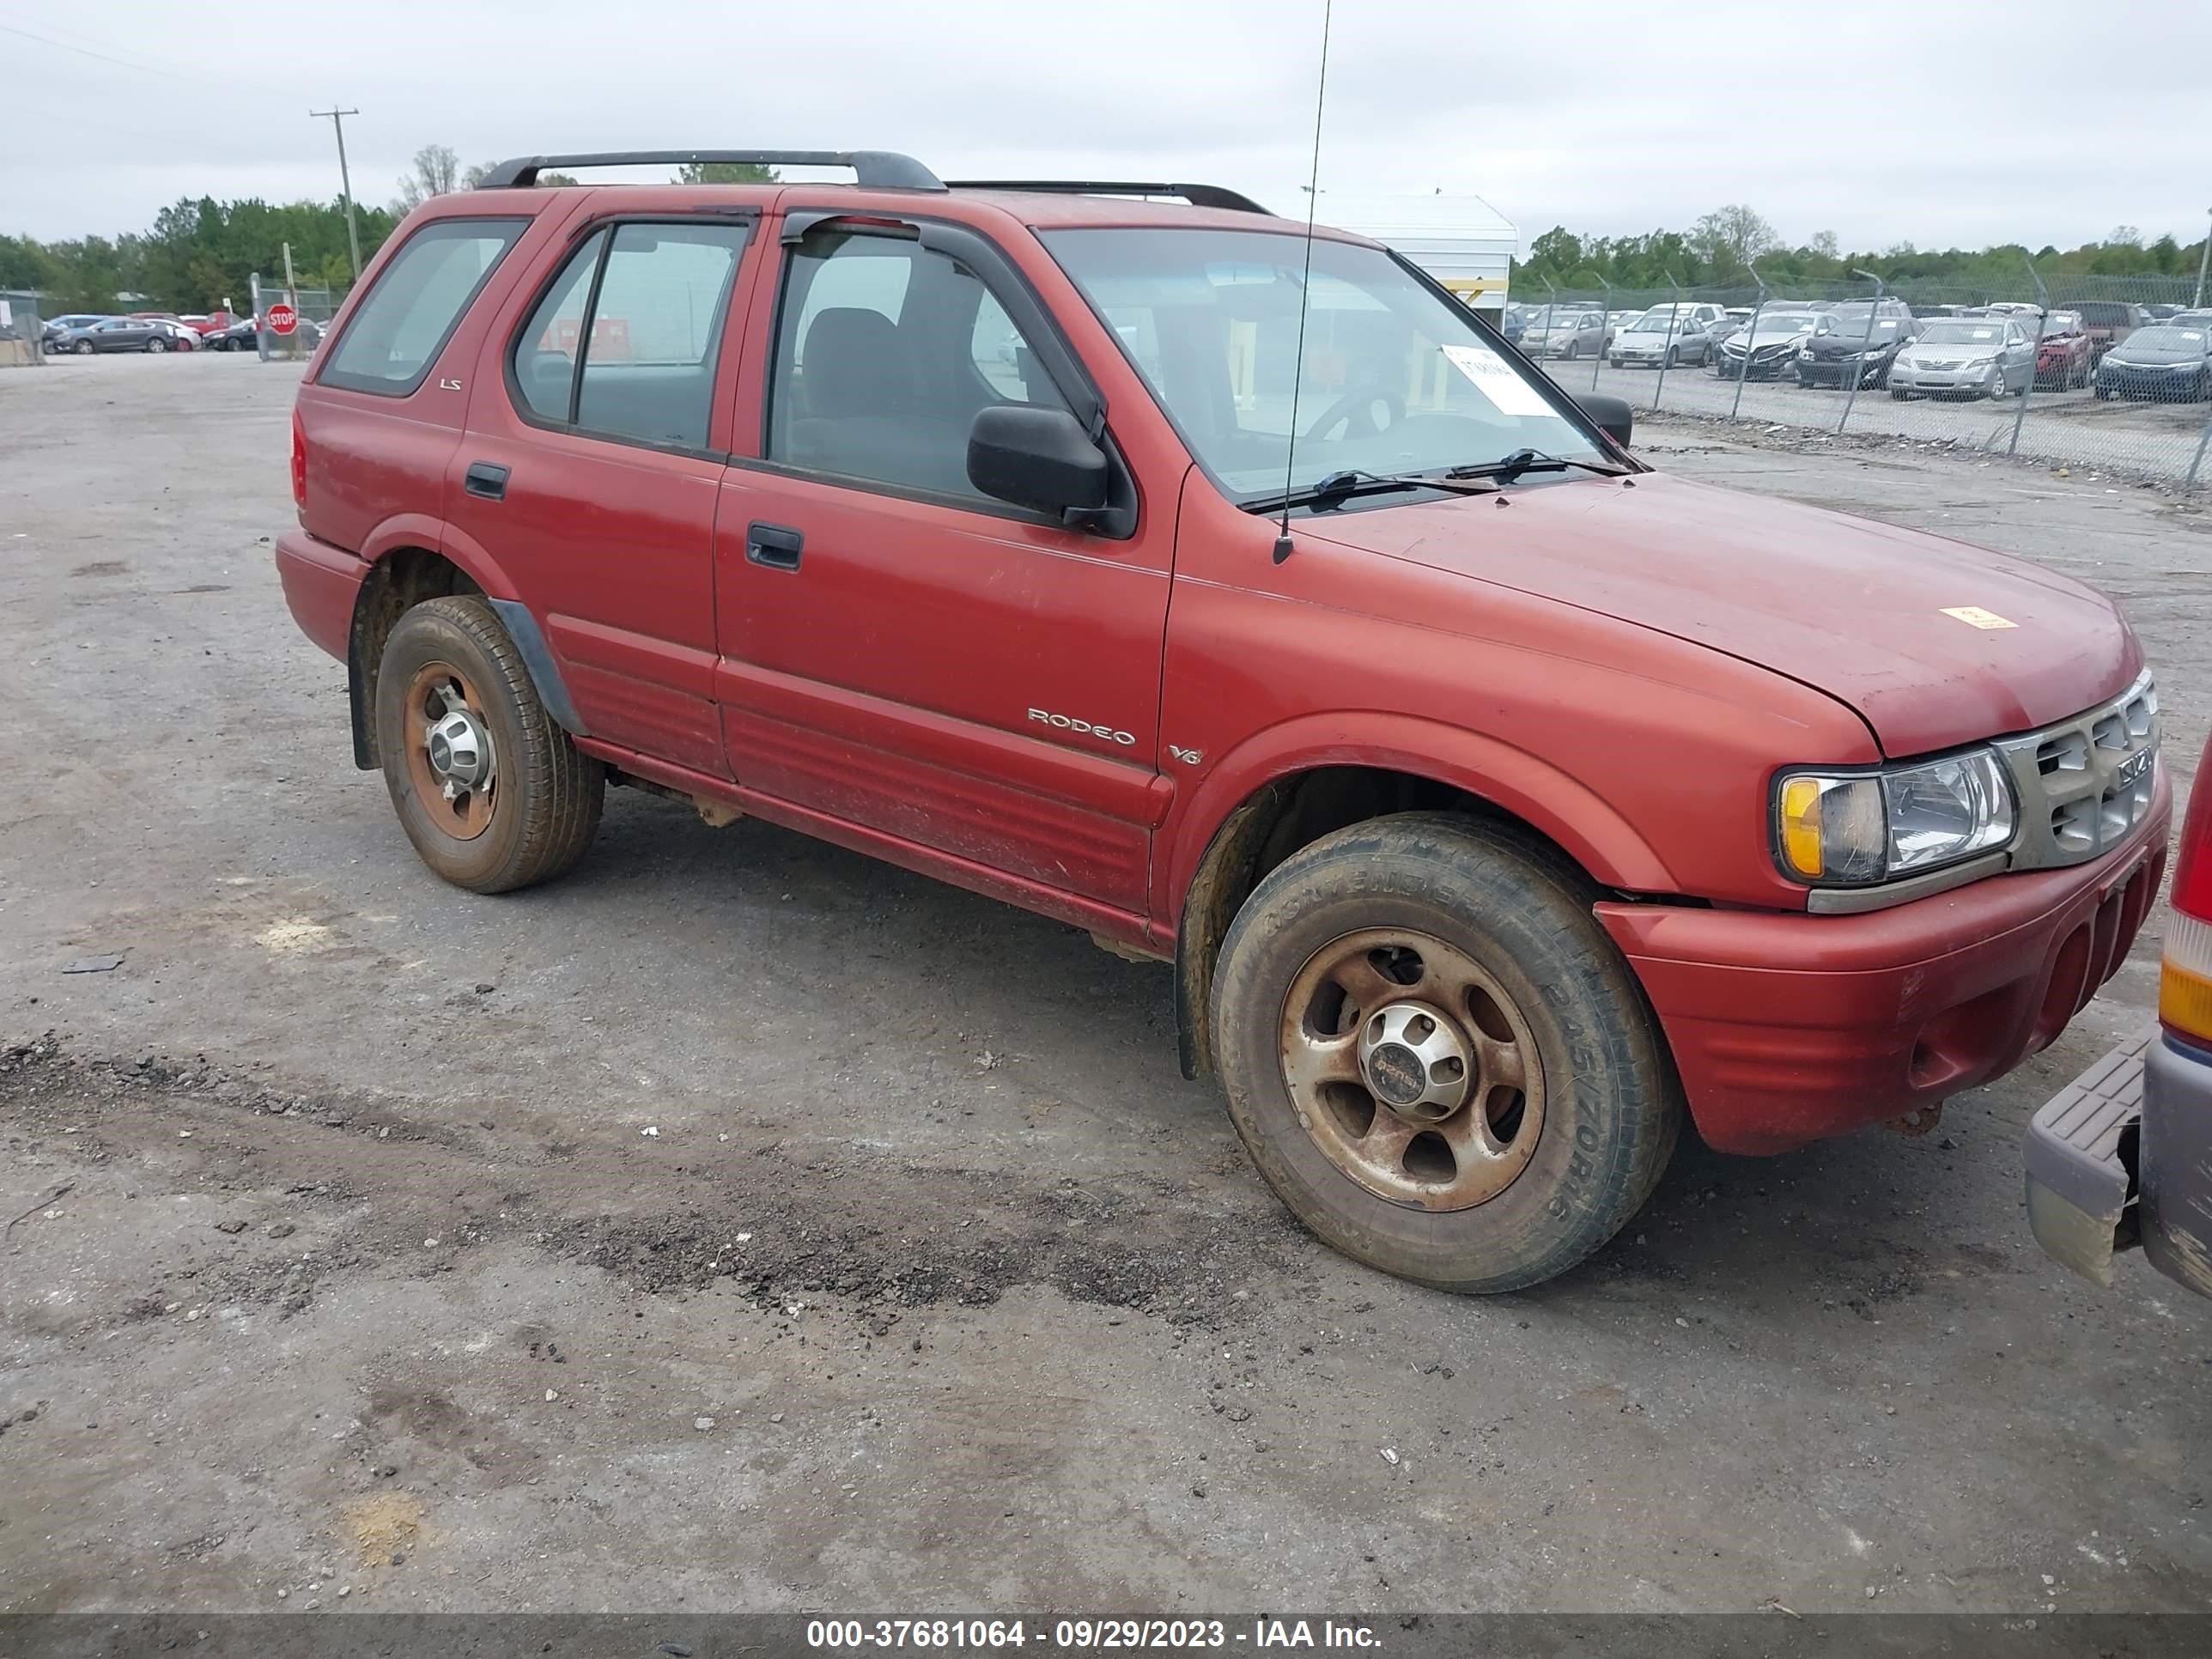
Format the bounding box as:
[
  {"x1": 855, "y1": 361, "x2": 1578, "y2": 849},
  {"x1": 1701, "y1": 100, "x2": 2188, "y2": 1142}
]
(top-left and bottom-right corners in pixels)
[{"x1": 3, "y1": 352, "x2": 2210, "y2": 1618}]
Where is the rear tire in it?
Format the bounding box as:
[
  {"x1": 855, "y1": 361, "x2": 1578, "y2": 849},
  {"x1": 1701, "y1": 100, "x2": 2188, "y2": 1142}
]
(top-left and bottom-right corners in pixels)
[
  {"x1": 374, "y1": 595, "x2": 604, "y2": 895},
  {"x1": 1211, "y1": 812, "x2": 1680, "y2": 1294}
]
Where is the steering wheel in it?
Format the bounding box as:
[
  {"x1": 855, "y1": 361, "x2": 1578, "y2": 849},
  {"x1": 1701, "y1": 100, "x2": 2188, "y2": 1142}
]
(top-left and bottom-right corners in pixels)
[{"x1": 1304, "y1": 386, "x2": 1404, "y2": 443}]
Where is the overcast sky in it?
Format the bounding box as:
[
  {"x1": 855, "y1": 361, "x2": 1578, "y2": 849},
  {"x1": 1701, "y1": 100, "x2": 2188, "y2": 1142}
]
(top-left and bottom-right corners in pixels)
[{"x1": 6, "y1": 0, "x2": 2207, "y2": 254}]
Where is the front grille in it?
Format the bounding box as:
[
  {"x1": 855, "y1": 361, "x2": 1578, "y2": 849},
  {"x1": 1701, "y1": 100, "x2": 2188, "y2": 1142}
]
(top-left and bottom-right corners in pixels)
[
  {"x1": 1996, "y1": 671, "x2": 2160, "y2": 869},
  {"x1": 1918, "y1": 359, "x2": 1963, "y2": 371}
]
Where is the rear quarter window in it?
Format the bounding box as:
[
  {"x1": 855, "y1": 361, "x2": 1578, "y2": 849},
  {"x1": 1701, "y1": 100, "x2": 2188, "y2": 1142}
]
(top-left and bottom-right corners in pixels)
[{"x1": 319, "y1": 218, "x2": 527, "y2": 397}]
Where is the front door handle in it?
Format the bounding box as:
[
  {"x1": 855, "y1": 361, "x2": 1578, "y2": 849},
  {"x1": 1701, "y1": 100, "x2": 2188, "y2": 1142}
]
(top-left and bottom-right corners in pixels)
[
  {"x1": 464, "y1": 461, "x2": 509, "y2": 501},
  {"x1": 746, "y1": 521, "x2": 804, "y2": 571}
]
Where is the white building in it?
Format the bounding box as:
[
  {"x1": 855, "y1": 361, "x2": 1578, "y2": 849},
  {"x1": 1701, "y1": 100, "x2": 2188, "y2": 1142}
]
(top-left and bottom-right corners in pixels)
[{"x1": 1310, "y1": 191, "x2": 1518, "y2": 313}]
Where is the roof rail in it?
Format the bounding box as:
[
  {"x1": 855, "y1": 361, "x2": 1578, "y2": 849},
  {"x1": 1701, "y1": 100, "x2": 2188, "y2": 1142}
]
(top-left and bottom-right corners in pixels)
[
  {"x1": 946, "y1": 180, "x2": 1273, "y2": 216},
  {"x1": 477, "y1": 150, "x2": 945, "y2": 191}
]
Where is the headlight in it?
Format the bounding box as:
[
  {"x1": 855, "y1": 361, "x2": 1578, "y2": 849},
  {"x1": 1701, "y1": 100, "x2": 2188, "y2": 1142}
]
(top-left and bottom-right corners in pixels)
[
  {"x1": 1774, "y1": 750, "x2": 2014, "y2": 886},
  {"x1": 1797, "y1": 346, "x2": 1814, "y2": 359},
  {"x1": 1962, "y1": 356, "x2": 1993, "y2": 369}
]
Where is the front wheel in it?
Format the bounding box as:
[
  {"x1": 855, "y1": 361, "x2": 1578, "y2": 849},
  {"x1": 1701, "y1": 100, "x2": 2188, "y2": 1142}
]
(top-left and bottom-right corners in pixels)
[
  {"x1": 374, "y1": 595, "x2": 605, "y2": 894},
  {"x1": 147, "y1": 337, "x2": 167, "y2": 353},
  {"x1": 74, "y1": 339, "x2": 93, "y2": 355},
  {"x1": 1211, "y1": 813, "x2": 1680, "y2": 1293}
]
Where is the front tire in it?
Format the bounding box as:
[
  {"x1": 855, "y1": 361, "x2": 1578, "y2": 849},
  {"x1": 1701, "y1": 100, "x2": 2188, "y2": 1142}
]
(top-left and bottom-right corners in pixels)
[
  {"x1": 147, "y1": 337, "x2": 167, "y2": 353},
  {"x1": 1211, "y1": 813, "x2": 1680, "y2": 1294},
  {"x1": 374, "y1": 595, "x2": 604, "y2": 894}
]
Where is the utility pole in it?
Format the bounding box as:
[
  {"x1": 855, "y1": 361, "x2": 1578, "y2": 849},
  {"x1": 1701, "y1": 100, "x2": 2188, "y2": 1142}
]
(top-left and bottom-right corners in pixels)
[
  {"x1": 310, "y1": 106, "x2": 362, "y2": 281},
  {"x1": 2197, "y1": 207, "x2": 2211, "y2": 309}
]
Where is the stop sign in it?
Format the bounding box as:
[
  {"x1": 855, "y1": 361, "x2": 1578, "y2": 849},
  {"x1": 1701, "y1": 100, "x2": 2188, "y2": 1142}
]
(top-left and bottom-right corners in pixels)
[{"x1": 267, "y1": 302, "x2": 298, "y2": 337}]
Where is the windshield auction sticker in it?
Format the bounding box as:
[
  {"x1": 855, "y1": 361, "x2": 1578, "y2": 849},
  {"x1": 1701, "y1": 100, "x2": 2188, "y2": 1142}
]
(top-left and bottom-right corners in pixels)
[{"x1": 1439, "y1": 343, "x2": 1553, "y2": 416}]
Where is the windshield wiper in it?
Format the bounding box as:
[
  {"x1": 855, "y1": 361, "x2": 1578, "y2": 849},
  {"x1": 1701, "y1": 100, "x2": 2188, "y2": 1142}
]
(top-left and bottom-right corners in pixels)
[
  {"x1": 1240, "y1": 468, "x2": 1501, "y2": 515},
  {"x1": 1448, "y1": 449, "x2": 1629, "y2": 485}
]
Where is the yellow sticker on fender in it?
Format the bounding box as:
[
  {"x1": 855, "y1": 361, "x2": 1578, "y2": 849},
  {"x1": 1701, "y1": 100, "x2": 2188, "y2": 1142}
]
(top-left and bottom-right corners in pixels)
[{"x1": 1940, "y1": 606, "x2": 2018, "y2": 629}]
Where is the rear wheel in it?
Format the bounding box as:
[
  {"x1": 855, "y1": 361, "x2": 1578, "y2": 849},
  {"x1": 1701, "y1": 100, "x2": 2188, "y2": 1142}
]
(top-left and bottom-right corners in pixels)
[
  {"x1": 374, "y1": 595, "x2": 604, "y2": 894},
  {"x1": 1211, "y1": 813, "x2": 1680, "y2": 1293}
]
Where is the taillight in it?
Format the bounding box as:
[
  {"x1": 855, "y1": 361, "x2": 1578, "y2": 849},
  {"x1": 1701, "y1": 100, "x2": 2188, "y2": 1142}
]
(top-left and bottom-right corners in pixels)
[
  {"x1": 2161, "y1": 743, "x2": 2212, "y2": 1048},
  {"x1": 290, "y1": 409, "x2": 307, "y2": 508}
]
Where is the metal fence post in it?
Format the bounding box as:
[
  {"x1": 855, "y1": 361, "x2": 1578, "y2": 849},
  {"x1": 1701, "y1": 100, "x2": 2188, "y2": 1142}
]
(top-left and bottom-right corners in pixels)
[
  {"x1": 1593, "y1": 275, "x2": 1612, "y2": 392},
  {"x1": 1729, "y1": 267, "x2": 1771, "y2": 422},
  {"x1": 1838, "y1": 268, "x2": 1884, "y2": 434},
  {"x1": 2007, "y1": 254, "x2": 2051, "y2": 457},
  {"x1": 1539, "y1": 278, "x2": 1556, "y2": 368},
  {"x1": 251, "y1": 272, "x2": 267, "y2": 362},
  {"x1": 1651, "y1": 272, "x2": 1684, "y2": 412}
]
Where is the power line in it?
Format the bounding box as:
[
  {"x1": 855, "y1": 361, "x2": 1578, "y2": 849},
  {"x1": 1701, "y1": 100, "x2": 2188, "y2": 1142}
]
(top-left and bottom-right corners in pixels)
[{"x1": 0, "y1": 20, "x2": 208, "y2": 84}]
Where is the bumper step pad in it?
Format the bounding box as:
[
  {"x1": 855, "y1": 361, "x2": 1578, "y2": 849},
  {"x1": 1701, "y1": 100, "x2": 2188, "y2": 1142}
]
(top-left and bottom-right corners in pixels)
[{"x1": 2026, "y1": 1030, "x2": 2148, "y2": 1285}]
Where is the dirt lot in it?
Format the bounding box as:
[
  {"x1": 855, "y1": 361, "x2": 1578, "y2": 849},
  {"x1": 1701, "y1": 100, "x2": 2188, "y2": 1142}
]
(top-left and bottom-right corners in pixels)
[{"x1": 3, "y1": 353, "x2": 2211, "y2": 1618}]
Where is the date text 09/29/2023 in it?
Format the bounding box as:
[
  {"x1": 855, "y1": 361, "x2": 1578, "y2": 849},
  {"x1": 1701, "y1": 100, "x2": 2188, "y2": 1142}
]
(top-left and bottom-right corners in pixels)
[{"x1": 805, "y1": 1618, "x2": 1382, "y2": 1649}]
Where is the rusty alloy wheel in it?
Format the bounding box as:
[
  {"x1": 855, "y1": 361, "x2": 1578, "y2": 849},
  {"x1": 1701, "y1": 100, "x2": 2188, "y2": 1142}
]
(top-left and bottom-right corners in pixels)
[
  {"x1": 401, "y1": 659, "x2": 498, "y2": 842},
  {"x1": 1278, "y1": 927, "x2": 1543, "y2": 1211}
]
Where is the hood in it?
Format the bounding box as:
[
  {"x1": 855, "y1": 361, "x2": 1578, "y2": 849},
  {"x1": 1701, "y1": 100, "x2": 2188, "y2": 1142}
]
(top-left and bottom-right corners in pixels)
[
  {"x1": 1805, "y1": 330, "x2": 1898, "y2": 356},
  {"x1": 2107, "y1": 339, "x2": 2209, "y2": 366},
  {"x1": 1728, "y1": 327, "x2": 1811, "y2": 352},
  {"x1": 1297, "y1": 472, "x2": 2136, "y2": 757}
]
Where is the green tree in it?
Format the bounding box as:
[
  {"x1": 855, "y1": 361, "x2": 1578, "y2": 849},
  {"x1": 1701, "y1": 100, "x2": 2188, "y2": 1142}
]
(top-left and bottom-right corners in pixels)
[{"x1": 675, "y1": 161, "x2": 779, "y2": 185}]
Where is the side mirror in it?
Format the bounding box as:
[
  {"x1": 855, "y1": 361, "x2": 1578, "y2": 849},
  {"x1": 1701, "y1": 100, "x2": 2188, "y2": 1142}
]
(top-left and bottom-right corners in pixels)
[
  {"x1": 1574, "y1": 392, "x2": 1634, "y2": 448},
  {"x1": 968, "y1": 404, "x2": 1109, "y2": 519}
]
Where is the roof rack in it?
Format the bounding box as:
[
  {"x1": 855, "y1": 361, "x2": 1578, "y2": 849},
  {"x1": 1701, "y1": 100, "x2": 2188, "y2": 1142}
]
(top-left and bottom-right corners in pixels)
[
  {"x1": 477, "y1": 150, "x2": 945, "y2": 191},
  {"x1": 946, "y1": 180, "x2": 1273, "y2": 216}
]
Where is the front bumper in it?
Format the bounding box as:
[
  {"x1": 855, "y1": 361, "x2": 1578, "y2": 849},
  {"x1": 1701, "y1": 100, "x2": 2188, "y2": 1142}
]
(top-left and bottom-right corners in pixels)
[
  {"x1": 1796, "y1": 357, "x2": 1880, "y2": 384},
  {"x1": 2098, "y1": 368, "x2": 2203, "y2": 399},
  {"x1": 1596, "y1": 775, "x2": 2171, "y2": 1155},
  {"x1": 2027, "y1": 1030, "x2": 2212, "y2": 1297},
  {"x1": 1715, "y1": 354, "x2": 1794, "y2": 380},
  {"x1": 1890, "y1": 365, "x2": 1994, "y2": 394}
]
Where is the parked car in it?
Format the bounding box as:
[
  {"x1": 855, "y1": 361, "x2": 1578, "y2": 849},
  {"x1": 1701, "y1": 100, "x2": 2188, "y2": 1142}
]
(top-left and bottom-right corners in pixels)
[
  {"x1": 205, "y1": 314, "x2": 323, "y2": 351},
  {"x1": 1609, "y1": 308, "x2": 1714, "y2": 368},
  {"x1": 48, "y1": 315, "x2": 177, "y2": 354},
  {"x1": 40, "y1": 313, "x2": 112, "y2": 349},
  {"x1": 2091, "y1": 324, "x2": 2212, "y2": 402},
  {"x1": 1708, "y1": 307, "x2": 1820, "y2": 380},
  {"x1": 273, "y1": 150, "x2": 2168, "y2": 1295},
  {"x1": 2032, "y1": 310, "x2": 2094, "y2": 389},
  {"x1": 1498, "y1": 304, "x2": 1528, "y2": 344},
  {"x1": 146, "y1": 319, "x2": 200, "y2": 351},
  {"x1": 2169, "y1": 309, "x2": 2212, "y2": 331},
  {"x1": 1796, "y1": 305, "x2": 1917, "y2": 388},
  {"x1": 2027, "y1": 726, "x2": 2207, "y2": 1298},
  {"x1": 1518, "y1": 307, "x2": 1609, "y2": 361},
  {"x1": 2145, "y1": 303, "x2": 2182, "y2": 320},
  {"x1": 2073, "y1": 301, "x2": 2150, "y2": 361},
  {"x1": 1887, "y1": 317, "x2": 2034, "y2": 399}
]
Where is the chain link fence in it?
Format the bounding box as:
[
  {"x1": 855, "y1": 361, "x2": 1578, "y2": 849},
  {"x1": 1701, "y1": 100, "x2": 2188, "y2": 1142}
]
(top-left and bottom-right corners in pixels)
[
  {"x1": 242, "y1": 275, "x2": 347, "y2": 360},
  {"x1": 1504, "y1": 272, "x2": 2212, "y2": 488}
]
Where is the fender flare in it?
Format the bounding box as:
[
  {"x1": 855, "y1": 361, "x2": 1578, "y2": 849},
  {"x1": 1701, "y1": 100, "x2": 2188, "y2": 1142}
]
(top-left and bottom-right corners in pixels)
[{"x1": 344, "y1": 517, "x2": 585, "y2": 768}]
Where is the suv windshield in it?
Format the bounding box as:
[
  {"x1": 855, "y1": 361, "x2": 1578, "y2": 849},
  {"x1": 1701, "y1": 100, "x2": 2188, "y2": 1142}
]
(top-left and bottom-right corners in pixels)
[{"x1": 1042, "y1": 228, "x2": 1605, "y2": 501}]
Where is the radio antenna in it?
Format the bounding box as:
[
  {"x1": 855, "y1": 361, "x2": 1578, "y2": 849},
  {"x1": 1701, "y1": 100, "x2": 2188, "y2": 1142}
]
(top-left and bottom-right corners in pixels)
[{"x1": 1273, "y1": 0, "x2": 1334, "y2": 565}]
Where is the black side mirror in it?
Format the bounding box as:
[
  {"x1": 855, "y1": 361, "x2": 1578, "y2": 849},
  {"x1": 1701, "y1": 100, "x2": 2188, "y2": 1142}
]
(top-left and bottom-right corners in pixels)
[
  {"x1": 968, "y1": 404, "x2": 1109, "y2": 519},
  {"x1": 1574, "y1": 392, "x2": 1633, "y2": 448}
]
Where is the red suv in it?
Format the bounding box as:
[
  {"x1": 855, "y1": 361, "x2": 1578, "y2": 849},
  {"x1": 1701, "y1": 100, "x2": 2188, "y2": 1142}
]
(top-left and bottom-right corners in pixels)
[{"x1": 276, "y1": 150, "x2": 2171, "y2": 1293}]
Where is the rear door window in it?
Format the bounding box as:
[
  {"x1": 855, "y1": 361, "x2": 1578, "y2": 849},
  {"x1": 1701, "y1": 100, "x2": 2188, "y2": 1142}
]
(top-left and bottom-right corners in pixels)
[
  {"x1": 320, "y1": 218, "x2": 526, "y2": 396},
  {"x1": 507, "y1": 221, "x2": 750, "y2": 452}
]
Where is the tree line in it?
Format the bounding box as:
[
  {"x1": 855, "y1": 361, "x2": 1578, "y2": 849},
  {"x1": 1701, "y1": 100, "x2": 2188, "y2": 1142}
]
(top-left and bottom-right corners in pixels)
[
  {"x1": 1514, "y1": 204, "x2": 2211, "y2": 295},
  {"x1": 0, "y1": 145, "x2": 775, "y2": 316}
]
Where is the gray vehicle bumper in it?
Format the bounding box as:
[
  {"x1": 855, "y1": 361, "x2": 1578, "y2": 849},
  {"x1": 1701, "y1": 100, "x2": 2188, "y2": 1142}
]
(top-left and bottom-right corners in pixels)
[{"x1": 2026, "y1": 1029, "x2": 2212, "y2": 1296}]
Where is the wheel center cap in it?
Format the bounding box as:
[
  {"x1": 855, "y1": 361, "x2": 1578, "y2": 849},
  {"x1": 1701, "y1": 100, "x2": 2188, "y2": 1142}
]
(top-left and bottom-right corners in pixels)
[
  {"x1": 1357, "y1": 1000, "x2": 1474, "y2": 1123},
  {"x1": 426, "y1": 708, "x2": 490, "y2": 788}
]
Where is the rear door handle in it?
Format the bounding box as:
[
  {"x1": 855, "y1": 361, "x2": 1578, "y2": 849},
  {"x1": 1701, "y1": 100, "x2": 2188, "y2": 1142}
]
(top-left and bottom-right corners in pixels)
[
  {"x1": 464, "y1": 461, "x2": 509, "y2": 501},
  {"x1": 746, "y1": 521, "x2": 804, "y2": 571}
]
